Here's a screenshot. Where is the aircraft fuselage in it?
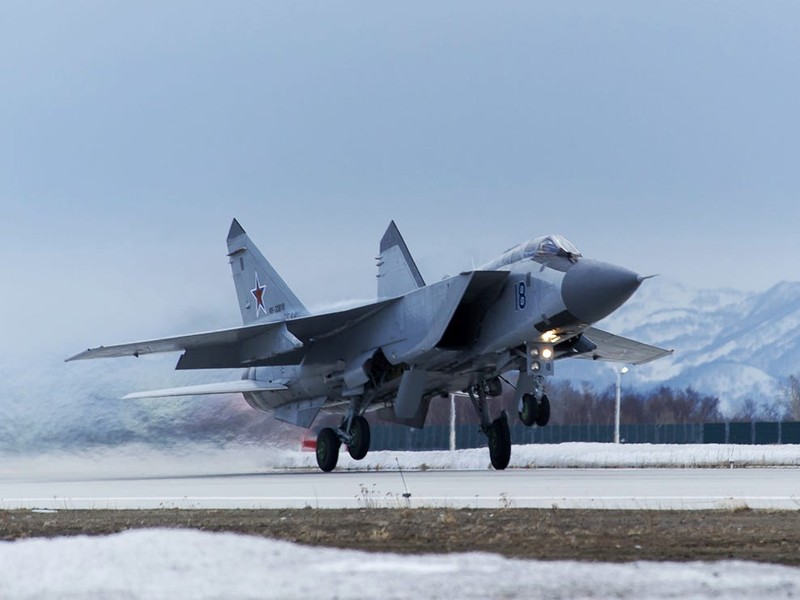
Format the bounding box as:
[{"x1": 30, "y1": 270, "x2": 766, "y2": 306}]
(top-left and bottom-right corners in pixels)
[{"x1": 242, "y1": 253, "x2": 641, "y2": 425}]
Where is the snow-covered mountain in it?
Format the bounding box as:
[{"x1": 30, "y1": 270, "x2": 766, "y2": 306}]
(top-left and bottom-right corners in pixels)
[{"x1": 568, "y1": 278, "x2": 800, "y2": 415}]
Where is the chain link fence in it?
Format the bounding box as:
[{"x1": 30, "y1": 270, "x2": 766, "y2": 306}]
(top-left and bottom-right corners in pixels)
[{"x1": 368, "y1": 422, "x2": 800, "y2": 451}]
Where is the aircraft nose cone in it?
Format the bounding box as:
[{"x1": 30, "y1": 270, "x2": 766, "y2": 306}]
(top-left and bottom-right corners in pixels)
[{"x1": 561, "y1": 260, "x2": 641, "y2": 324}]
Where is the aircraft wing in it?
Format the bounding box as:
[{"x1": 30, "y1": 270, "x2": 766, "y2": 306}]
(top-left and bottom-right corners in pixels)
[
  {"x1": 66, "y1": 322, "x2": 281, "y2": 361},
  {"x1": 67, "y1": 298, "x2": 399, "y2": 367},
  {"x1": 122, "y1": 379, "x2": 288, "y2": 400},
  {"x1": 574, "y1": 327, "x2": 672, "y2": 365}
]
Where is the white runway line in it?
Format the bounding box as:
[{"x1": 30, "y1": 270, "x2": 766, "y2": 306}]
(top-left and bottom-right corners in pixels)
[{"x1": 3, "y1": 496, "x2": 800, "y2": 510}]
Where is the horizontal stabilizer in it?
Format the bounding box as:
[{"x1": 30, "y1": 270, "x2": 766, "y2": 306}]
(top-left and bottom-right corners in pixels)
[{"x1": 122, "y1": 380, "x2": 287, "y2": 400}]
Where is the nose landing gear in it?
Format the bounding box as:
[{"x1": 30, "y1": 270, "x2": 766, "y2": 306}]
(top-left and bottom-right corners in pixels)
[
  {"x1": 518, "y1": 373, "x2": 551, "y2": 427},
  {"x1": 520, "y1": 392, "x2": 551, "y2": 427}
]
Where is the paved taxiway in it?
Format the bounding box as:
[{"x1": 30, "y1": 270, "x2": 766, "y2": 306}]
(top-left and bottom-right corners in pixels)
[{"x1": 2, "y1": 468, "x2": 798, "y2": 510}]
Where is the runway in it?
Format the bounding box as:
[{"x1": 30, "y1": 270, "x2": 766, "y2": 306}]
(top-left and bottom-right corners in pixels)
[{"x1": 2, "y1": 467, "x2": 799, "y2": 510}]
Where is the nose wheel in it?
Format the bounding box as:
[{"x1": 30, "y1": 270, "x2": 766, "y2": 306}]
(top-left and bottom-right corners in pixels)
[{"x1": 519, "y1": 393, "x2": 550, "y2": 427}]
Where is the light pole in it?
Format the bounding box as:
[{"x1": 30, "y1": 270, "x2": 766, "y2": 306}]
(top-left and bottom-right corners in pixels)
[{"x1": 614, "y1": 366, "x2": 629, "y2": 444}]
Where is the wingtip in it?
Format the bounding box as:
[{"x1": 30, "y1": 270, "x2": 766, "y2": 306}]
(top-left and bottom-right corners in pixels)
[
  {"x1": 64, "y1": 350, "x2": 89, "y2": 362},
  {"x1": 227, "y1": 218, "x2": 246, "y2": 241}
]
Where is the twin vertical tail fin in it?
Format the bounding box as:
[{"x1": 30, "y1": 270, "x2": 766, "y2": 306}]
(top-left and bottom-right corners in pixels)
[
  {"x1": 228, "y1": 219, "x2": 420, "y2": 322},
  {"x1": 227, "y1": 219, "x2": 310, "y2": 325},
  {"x1": 377, "y1": 221, "x2": 426, "y2": 299}
]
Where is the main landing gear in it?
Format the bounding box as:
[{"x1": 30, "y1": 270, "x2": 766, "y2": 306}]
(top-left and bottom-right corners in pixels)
[
  {"x1": 315, "y1": 403, "x2": 372, "y2": 472},
  {"x1": 468, "y1": 378, "x2": 512, "y2": 470},
  {"x1": 466, "y1": 373, "x2": 552, "y2": 470},
  {"x1": 315, "y1": 427, "x2": 341, "y2": 472}
]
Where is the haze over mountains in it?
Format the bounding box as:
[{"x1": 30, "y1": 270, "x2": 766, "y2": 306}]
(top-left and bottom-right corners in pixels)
[{"x1": 567, "y1": 277, "x2": 800, "y2": 416}]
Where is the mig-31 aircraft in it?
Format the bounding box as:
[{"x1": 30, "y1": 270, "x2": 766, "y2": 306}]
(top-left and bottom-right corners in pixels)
[{"x1": 68, "y1": 220, "x2": 670, "y2": 471}]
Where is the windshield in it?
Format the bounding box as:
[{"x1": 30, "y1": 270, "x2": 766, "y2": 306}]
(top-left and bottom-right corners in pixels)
[
  {"x1": 525, "y1": 235, "x2": 582, "y2": 261},
  {"x1": 482, "y1": 234, "x2": 582, "y2": 270}
]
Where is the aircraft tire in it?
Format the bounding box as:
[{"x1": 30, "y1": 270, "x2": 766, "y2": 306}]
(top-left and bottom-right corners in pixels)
[
  {"x1": 347, "y1": 415, "x2": 371, "y2": 461},
  {"x1": 487, "y1": 411, "x2": 511, "y2": 470},
  {"x1": 519, "y1": 393, "x2": 538, "y2": 427},
  {"x1": 316, "y1": 427, "x2": 341, "y2": 472},
  {"x1": 535, "y1": 394, "x2": 551, "y2": 427}
]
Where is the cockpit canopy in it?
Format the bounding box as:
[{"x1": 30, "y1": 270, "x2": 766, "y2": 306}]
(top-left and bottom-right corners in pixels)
[
  {"x1": 484, "y1": 234, "x2": 582, "y2": 270},
  {"x1": 529, "y1": 235, "x2": 581, "y2": 260}
]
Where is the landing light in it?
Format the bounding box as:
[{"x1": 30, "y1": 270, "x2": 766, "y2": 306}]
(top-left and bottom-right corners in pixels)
[
  {"x1": 530, "y1": 345, "x2": 554, "y2": 360},
  {"x1": 541, "y1": 330, "x2": 558, "y2": 343}
]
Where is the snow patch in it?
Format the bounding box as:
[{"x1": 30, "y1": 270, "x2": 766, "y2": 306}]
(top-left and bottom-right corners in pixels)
[
  {"x1": 5, "y1": 442, "x2": 800, "y2": 480},
  {"x1": 1, "y1": 529, "x2": 799, "y2": 600}
]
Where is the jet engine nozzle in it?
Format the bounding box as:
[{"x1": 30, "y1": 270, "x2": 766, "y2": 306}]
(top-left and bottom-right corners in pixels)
[{"x1": 561, "y1": 260, "x2": 641, "y2": 324}]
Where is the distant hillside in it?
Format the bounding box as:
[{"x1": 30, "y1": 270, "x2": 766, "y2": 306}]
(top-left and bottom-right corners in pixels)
[{"x1": 558, "y1": 278, "x2": 800, "y2": 415}]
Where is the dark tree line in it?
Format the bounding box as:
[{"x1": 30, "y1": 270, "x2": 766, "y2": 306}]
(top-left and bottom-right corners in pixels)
[
  {"x1": 332, "y1": 374, "x2": 800, "y2": 430},
  {"x1": 548, "y1": 382, "x2": 723, "y2": 425},
  {"x1": 721, "y1": 375, "x2": 800, "y2": 422},
  {"x1": 423, "y1": 381, "x2": 723, "y2": 427},
  {"x1": 781, "y1": 375, "x2": 800, "y2": 421}
]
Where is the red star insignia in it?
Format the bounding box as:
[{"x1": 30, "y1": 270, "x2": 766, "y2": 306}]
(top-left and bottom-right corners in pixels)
[{"x1": 251, "y1": 273, "x2": 267, "y2": 316}]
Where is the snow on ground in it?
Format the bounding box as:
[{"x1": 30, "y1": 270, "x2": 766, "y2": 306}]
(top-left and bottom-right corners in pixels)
[
  {"x1": 3, "y1": 444, "x2": 800, "y2": 597},
  {"x1": 338, "y1": 443, "x2": 800, "y2": 471},
  {"x1": 1, "y1": 528, "x2": 799, "y2": 600},
  {"x1": 4, "y1": 442, "x2": 798, "y2": 480}
]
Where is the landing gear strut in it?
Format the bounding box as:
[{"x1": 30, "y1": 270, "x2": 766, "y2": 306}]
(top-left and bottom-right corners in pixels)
[{"x1": 468, "y1": 383, "x2": 512, "y2": 470}]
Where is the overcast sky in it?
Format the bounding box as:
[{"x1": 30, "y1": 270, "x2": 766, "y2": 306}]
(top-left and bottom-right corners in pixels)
[{"x1": 2, "y1": 1, "x2": 799, "y2": 354}]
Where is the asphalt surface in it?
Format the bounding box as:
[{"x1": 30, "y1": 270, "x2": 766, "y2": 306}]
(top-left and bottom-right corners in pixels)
[
  {"x1": 2, "y1": 468, "x2": 799, "y2": 509},
  {"x1": 3, "y1": 467, "x2": 800, "y2": 564}
]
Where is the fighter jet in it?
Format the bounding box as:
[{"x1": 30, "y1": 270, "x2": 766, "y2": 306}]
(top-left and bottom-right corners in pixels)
[{"x1": 68, "y1": 220, "x2": 671, "y2": 471}]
